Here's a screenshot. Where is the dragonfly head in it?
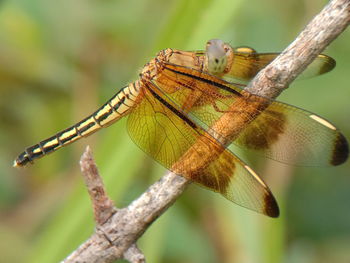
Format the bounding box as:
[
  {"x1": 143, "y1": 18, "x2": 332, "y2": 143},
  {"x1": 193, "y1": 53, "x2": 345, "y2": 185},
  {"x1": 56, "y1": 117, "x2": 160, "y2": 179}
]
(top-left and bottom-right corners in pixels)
[{"x1": 205, "y1": 39, "x2": 233, "y2": 76}]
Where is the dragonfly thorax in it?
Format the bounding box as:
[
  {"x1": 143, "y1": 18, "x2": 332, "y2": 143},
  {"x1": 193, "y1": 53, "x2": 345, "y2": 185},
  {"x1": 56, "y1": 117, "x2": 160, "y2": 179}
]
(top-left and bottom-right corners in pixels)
[{"x1": 140, "y1": 48, "x2": 174, "y2": 82}]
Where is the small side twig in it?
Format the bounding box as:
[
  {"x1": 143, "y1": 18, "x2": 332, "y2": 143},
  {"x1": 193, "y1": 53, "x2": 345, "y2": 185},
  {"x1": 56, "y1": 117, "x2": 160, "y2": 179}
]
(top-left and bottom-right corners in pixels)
[
  {"x1": 71, "y1": 146, "x2": 146, "y2": 263},
  {"x1": 123, "y1": 244, "x2": 146, "y2": 263},
  {"x1": 79, "y1": 146, "x2": 116, "y2": 225}
]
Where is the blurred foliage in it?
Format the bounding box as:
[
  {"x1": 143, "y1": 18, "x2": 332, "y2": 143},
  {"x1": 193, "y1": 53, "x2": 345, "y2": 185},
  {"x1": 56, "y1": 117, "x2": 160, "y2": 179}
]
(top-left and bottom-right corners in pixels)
[{"x1": 0, "y1": 0, "x2": 349, "y2": 262}]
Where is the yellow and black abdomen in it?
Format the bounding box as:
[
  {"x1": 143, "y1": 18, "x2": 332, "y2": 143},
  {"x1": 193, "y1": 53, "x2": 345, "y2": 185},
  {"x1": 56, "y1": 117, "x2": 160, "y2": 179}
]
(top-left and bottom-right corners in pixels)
[{"x1": 14, "y1": 83, "x2": 140, "y2": 167}]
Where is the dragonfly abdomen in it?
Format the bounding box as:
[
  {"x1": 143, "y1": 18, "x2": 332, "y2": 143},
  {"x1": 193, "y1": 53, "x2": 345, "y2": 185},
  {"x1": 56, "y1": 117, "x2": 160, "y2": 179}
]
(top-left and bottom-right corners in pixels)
[{"x1": 14, "y1": 83, "x2": 139, "y2": 167}]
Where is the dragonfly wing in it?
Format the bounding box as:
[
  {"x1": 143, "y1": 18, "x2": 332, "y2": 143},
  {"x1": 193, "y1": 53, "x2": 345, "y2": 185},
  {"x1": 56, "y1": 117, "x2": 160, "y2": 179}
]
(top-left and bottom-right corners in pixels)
[
  {"x1": 224, "y1": 51, "x2": 336, "y2": 83},
  {"x1": 189, "y1": 147, "x2": 279, "y2": 217},
  {"x1": 156, "y1": 63, "x2": 348, "y2": 166},
  {"x1": 127, "y1": 81, "x2": 279, "y2": 217},
  {"x1": 234, "y1": 101, "x2": 349, "y2": 166}
]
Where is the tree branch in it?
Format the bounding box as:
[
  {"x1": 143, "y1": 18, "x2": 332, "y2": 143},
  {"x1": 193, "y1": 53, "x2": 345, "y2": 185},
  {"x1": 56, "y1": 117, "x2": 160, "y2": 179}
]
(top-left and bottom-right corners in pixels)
[
  {"x1": 79, "y1": 146, "x2": 116, "y2": 225},
  {"x1": 62, "y1": 0, "x2": 350, "y2": 262}
]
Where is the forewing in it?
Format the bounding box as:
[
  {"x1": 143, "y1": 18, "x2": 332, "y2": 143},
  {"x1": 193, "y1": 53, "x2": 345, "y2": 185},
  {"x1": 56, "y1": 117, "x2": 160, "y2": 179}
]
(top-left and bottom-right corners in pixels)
[
  {"x1": 157, "y1": 63, "x2": 348, "y2": 166},
  {"x1": 234, "y1": 102, "x2": 349, "y2": 166}
]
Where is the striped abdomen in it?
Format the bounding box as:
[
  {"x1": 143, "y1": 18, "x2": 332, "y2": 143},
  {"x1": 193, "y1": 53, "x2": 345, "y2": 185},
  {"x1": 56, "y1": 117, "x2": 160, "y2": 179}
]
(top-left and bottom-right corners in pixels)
[{"x1": 14, "y1": 82, "x2": 140, "y2": 167}]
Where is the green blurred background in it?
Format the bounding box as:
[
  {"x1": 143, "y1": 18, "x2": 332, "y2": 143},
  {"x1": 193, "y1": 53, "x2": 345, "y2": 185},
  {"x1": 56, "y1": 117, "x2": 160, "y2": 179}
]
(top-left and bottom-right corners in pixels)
[{"x1": 1, "y1": 0, "x2": 349, "y2": 262}]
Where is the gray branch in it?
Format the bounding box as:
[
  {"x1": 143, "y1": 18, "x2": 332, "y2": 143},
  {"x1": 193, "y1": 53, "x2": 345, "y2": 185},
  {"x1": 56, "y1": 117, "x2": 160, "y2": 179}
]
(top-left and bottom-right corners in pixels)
[{"x1": 62, "y1": 0, "x2": 350, "y2": 262}]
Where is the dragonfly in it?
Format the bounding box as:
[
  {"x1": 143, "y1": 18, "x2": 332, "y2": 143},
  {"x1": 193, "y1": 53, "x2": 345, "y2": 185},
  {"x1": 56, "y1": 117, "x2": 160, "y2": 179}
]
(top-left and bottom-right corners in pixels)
[{"x1": 14, "y1": 39, "x2": 348, "y2": 217}]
